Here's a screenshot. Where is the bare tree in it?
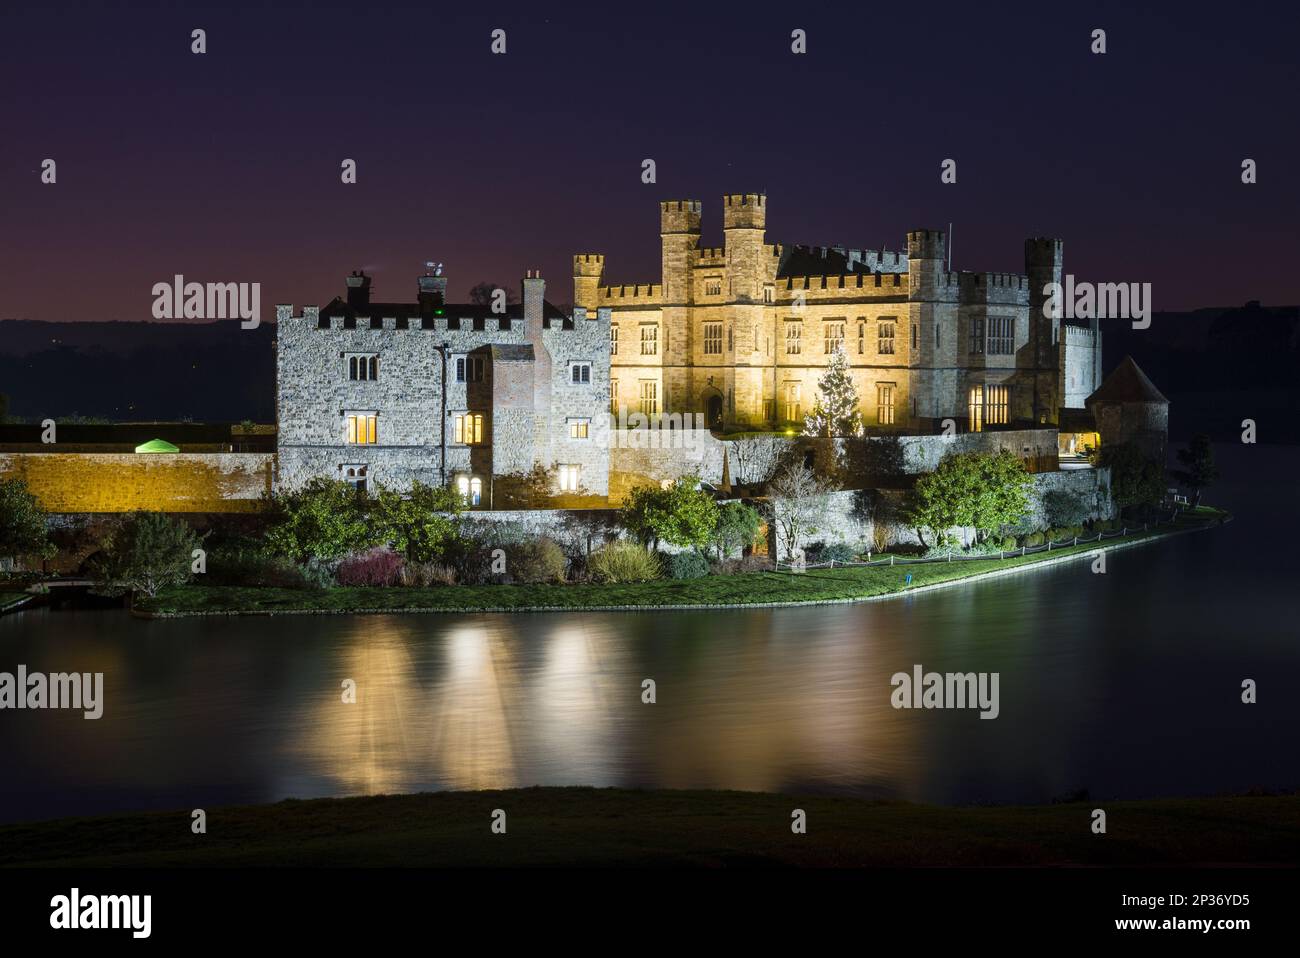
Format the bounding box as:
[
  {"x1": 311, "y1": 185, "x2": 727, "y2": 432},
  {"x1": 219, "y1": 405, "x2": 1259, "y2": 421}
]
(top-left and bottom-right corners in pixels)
[
  {"x1": 767, "y1": 461, "x2": 833, "y2": 562},
  {"x1": 731, "y1": 435, "x2": 785, "y2": 487}
]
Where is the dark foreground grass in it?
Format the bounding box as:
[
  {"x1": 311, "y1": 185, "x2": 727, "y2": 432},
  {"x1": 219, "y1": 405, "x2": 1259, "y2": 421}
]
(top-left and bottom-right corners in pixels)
[
  {"x1": 0, "y1": 592, "x2": 29, "y2": 612},
  {"x1": 139, "y1": 516, "x2": 1224, "y2": 616},
  {"x1": 1, "y1": 787, "x2": 1295, "y2": 868}
]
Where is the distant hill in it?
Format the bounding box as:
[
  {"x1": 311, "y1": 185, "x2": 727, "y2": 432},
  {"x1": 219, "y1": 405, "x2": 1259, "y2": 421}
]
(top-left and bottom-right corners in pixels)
[
  {"x1": 1, "y1": 306, "x2": 1296, "y2": 441},
  {"x1": 0, "y1": 319, "x2": 274, "y2": 423}
]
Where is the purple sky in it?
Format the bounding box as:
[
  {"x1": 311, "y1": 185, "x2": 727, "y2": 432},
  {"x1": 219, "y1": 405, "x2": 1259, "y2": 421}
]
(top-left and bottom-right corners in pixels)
[{"x1": 2, "y1": 0, "x2": 1296, "y2": 322}]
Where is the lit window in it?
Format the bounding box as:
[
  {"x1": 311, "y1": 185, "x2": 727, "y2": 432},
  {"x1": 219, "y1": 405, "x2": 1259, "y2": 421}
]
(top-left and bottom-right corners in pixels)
[
  {"x1": 558, "y1": 464, "x2": 581, "y2": 492},
  {"x1": 456, "y1": 475, "x2": 483, "y2": 506},
  {"x1": 610, "y1": 324, "x2": 618, "y2": 356},
  {"x1": 877, "y1": 383, "x2": 896, "y2": 425},
  {"x1": 568, "y1": 418, "x2": 590, "y2": 440},
  {"x1": 857, "y1": 321, "x2": 865, "y2": 354},
  {"x1": 877, "y1": 321, "x2": 896, "y2": 355},
  {"x1": 824, "y1": 321, "x2": 845, "y2": 354},
  {"x1": 570, "y1": 363, "x2": 592, "y2": 384},
  {"x1": 454, "y1": 413, "x2": 484, "y2": 444},
  {"x1": 986, "y1": 384, "x2": 1009, "y2": 424},
  {"x1": 346, "y1": 413, "x2": 377, "y2": 444},
  {"x1": 639, "y1": 380, "x2": 658, "y2": 415},
  {"x1": 609, "y1": 378, "x2": 618, "y2": 415},
  {"x1": 782, "y1": 381, "x2": 801, "y2": 422},
  {"x1": 347, "y1": 354, "x2": 379, "y2": 381},
  {"x1": 968, "y1": 386, "x2": 984, "y2": 432},
  {"x1": 785, "y1": 321, "x2": 802, "y2": 355},
  {"x1": 640, "y1": 325, "x2": 658, "y2": 356},
  {"x1": 704, "y1": 322, "x2": 723, "y2": 355}
]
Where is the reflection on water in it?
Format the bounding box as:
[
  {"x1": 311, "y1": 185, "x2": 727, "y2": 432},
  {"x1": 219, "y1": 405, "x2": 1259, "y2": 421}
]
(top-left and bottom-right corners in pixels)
[{"x1": 0, "y1": 444, "x2": 1296, "y2": 823}]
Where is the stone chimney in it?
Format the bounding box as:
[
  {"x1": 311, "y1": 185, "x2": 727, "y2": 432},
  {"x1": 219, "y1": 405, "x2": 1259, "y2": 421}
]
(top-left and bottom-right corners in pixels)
[
  {"x1": 417, "y1": 264, "x2": 447, "y2": 312},
  {"x1": 522, "y1": 269, "x2": 545, "y2": 332},
  {"x1": 345, "y1": 270, "x2": 371, "y2": 309}
]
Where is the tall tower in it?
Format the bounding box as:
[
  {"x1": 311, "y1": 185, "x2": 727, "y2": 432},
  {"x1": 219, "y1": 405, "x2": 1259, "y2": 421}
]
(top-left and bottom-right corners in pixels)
[
  {"x1": 660, "y1": 200, "x2": 701, "y2": 415},
  {"x1": 1025, "y1": 237, "x2": 1065, "y2": 422},
  {"x1": 907, "y1": 229, "x2": 958, "y2": 423},
  {"x1": 722, "y1": 193, "x2": 767, "y2": 302},
  {"x1": 572, "y1": 253, "x2": 605, "y2": 313}
]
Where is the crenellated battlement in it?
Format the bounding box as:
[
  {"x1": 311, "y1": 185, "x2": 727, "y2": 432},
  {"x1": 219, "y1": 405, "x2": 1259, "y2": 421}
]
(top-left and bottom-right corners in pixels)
[
  {"x1": 660, "y1": 199, "x2": 702, "y2": 235},
  {"x1": 960, "y1": 272, "x2": 1029, "y2": 290},
  {"x1": 723, "y1": 192, "x2": 766, "y2": 230},
  {"x1": 599, "y1": 283, "x2": 663, "y2": 302},
  {"x1": 1065, "y1": 324, "x2": 1099, "y2": 343}
]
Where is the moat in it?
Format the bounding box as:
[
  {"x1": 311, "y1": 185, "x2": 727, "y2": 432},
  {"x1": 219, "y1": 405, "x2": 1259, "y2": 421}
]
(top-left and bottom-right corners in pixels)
[{"x1": 0, "y1": 444, "x2": 1293, "y2": 825}]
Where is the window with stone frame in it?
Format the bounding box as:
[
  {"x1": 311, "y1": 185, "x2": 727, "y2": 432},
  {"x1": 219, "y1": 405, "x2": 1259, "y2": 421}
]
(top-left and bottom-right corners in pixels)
[
  {"x1": 454, "y1": 413, "x2": 484, "y2": 444},
  {"x1": 347, "y1": 353, "x2": 379, "y2": 381},
  {"x1": 877, "y1": 320, "x2": 897, "y2": 355},
  {"x1": 570, "y1": 362, "x2": 592, "y2": 384},
  {"x1": 640, "y1": 324, "x2": 658, "y2": 356},
  {"x1": 558, "y1": 464, "x2": 582, "y2": 492},
  {"x1": 568, "y1": 418, "x2": 590, "y2": 440},
  {"x1": 345, "y1": 413, "x2": 377, "y2": 445},
  {"x1": 703, "y1": 322, "x2": 723, "y2": 355},
  {"x1": 824, "y1": 320, "x2": 845, "y2": 354},
  {"x1": 970, "y1": 316, "x2": 986, "y2": 355},
  {"x1": 610, "y1": 324, "x2": 618, "y2": 356},
  {"x1": 785, "y1": 320, "x2": 802, "y2": 355},
  {"x1": 782, "y1": 381, "x2": 801, "y2": 421},
  {"x1": 877, "y1": 383, "x2": 896, "y2": 425},
  {"x1": 455, "y1": 355, "x2": 485, "y2": 383},
  {"x1": 638, "y1": 379, "x2": 658, "y2": 415},
  {"x1": 988, "y1": 316, "x2": 1014, "y2": 355}
]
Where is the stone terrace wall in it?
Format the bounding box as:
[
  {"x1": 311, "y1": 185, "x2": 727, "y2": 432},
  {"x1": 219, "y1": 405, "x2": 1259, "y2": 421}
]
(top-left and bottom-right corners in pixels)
[{"x1": 0, "y1": 453, "x2": 274, "y2": 513}]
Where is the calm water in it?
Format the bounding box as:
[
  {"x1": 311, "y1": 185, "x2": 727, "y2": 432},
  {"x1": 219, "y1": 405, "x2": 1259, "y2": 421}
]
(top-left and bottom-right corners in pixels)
[{"x1": 1, "y1": 444, "x2": 1296, "y2": 823}]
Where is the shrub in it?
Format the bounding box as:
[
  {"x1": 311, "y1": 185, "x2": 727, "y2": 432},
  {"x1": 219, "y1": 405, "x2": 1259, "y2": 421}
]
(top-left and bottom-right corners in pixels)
[
  {"x1": 1022, "y1": 532, "x2": 1046, "y2": 548},
  {"x1": 806, "y1": 541, "x2": 859, "y2": 564},
  {"x1": 336, "y1": 547, "x2": 404, "y2": 587},
  {"x1": 588, "y1": 541, "x2": 661, "y2": 583},
  {"x1": 711, "y1": 501, "x2": 762, "y2": 560},
  {"x1": 998, "y1": 536, "x2": 1017, "y2": 552},
  {"x1": 0, "y1": 476, "x2": 55, "y2": 563},
  {"x1": 265, "y1": 479, "x2": 376, "y2": 562},
  {"x1": 400, "y1": 561, "x2": 457, "y2": 587},
  {"x1": 621, "y1": 477, "x2": 719, "y2": 549},
  {"x1": 206, "y1": 546, "x2": 308, "y2": 588},
  {"x1": 505, "y1": 537, "x2": 567, "y2": 584},
  {"x1": 300, "y1": 559, "x2": 336, "y2": 590},
  {"x1": 664, "y1": 549, "x2": 710, "y2": 580},
  {"x1": 713, "y1": 554, "x2": 774, "y2": 575},
  {"x1": 90, "y1": 511, "x2": 203, "y2": 599},
  {"x1": 443, "y1": 535, "x2": 497, "y2": 585}
]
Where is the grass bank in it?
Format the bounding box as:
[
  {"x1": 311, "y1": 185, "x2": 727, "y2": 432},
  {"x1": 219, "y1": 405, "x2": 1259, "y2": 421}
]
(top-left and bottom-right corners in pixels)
[
  {"x1": 0, "y1": 786, "x2": 1294, "y2": 868},
  {"x1": 0, "y1": 592, "x2": 31, "y2": 614},
  {"x1": 136, "y1": 511, "x2": 1227, "y2": 617}
]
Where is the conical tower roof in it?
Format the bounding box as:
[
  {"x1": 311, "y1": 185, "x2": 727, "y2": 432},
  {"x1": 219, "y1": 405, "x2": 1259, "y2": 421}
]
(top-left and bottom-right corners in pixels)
[{"x1": 1085, "y1": 356, "x2": 1169, "y2": 406}]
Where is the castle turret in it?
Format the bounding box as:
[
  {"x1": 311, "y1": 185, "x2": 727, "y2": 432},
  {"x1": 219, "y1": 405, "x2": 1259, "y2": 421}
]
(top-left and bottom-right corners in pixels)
[
  {"x1": 660, "y1": 200, "x2": 701, "y2": 305},
  {"x1": 1025, "y1": 237, "x2": 1065, "y2": 420},
  {"x1": 723, "y1": 193, "x2": 767, "y2": 302},
  {"x1": 906, "y1": 229, "x2": 958, "y2": 423},
  {"x1": 572, "y1": 253, "x2": 605, "y2": 313}
]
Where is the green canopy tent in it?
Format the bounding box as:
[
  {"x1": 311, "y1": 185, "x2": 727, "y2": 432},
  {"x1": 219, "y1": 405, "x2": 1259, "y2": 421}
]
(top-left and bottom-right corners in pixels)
[{"x1": 134, "y1": 438, "x2": 180, "y2": 453}]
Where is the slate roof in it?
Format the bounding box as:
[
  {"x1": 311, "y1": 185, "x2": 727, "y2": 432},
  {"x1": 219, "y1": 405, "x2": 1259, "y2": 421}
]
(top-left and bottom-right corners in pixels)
[
  {"x1": 319, "y1": 297, "x2": 569, "y2": 323},
  {"x1": 775, "y1": 245, "x2": 896, "y2": 279},
  {"x1": 1085, "y1": 356, "x2": 1169, "y2": 405}
]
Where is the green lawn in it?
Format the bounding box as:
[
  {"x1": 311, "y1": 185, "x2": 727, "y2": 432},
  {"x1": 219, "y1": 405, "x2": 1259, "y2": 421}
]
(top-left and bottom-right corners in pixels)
[
  {"x1": 138, "y1": 516, "x2": 1221, "y2": 616},
  {"x1": 0, "y1": 592, "x2": 29, "y2": 612},
  {"x1": 1, "y1": 787, "x2": 1294, "y2": 868}
]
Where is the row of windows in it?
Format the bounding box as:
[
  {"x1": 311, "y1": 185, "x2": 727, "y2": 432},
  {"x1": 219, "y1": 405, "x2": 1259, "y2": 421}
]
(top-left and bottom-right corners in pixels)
[
  {"x1": 608, "y1": 316, "x2": 1015, "y2": 360},
  {"x1": 342, "y1": 469, "x2": 582, "y2": 507},
  {"x1": 344, "y1": 353, "x2": 596, "y2": 384},
  {"x1": 344, "y1": 413, "x2": 591, "y2": 446}
]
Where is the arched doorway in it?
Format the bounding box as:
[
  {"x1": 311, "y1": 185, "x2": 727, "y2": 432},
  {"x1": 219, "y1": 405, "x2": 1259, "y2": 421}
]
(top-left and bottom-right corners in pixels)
[{"x1": 706, "y1": 394, "x2": 723, "y2": 429}]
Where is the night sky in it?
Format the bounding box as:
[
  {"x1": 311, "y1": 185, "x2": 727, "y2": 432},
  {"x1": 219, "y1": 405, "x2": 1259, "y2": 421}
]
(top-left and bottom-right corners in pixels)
[{"x1": 2, "y1": 0, "x2": 1296, "y2": 323}]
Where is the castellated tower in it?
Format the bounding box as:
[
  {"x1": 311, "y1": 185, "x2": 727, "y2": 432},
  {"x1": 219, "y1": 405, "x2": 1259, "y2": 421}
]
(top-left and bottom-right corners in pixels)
[
  {"x1": 660, "y1": 200, "x2": 701, "y2": 413},
  {"x1": 1025, "y1": 237, "x2": 1066, "y2": 418},
  {"x1": 723, "y1": 193, "x2": 767, "y2": 302},
  {"x1": 907, "y1": 229, "x2": 960, "y2": 423},
  {"x1": 572, "y1": 253, "x2": 604, "y2": 313}
]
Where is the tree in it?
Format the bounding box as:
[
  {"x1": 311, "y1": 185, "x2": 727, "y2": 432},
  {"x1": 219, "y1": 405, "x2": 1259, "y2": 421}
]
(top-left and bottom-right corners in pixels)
[
  {"x1": 1097, "y1": 442, "x2": 1165, "y2": 517},
  {"x1": 1172, "y1": 434, "x2": 1218, "y2": 508},
  {"x1": 621, "y1": 476, "x2": 720, "y2": 549},
  {"x1": 711, "y1": 501, "x2": 762, "y2": 560},
  {"x1": 730, "y1": 435, "x2": 785, "y2": 487},
  {"x1": 371, "y1": 481, "x2": 463, "y2": 562},
  {"x1": 265, "y1": 479, "x2": 377, "y2": 562},
  {"x1": 802, "y1": 345, "x2": 864, "y2": 438},
  {"x1": 90, "y1": 512, "x2": 202, "y2": 599},
  {"x1": 1043, "y1": 488, "x2": 1092, "y2": 529},
  {"x1": 468, "y1": 282, "x2": 518, "y2": 307},
  {"x1": 0, "y1": 477, "x2": 54, "y2": 564},
  {"x1": 966, "y1": 451, "x2": 1033, "y2": 544},
  {"x1": 908, "y1": 451, "x2": 1033, "y2": 548},
  {"x1": 768, "y1": 462, "x2": 833, "y2": 560}
]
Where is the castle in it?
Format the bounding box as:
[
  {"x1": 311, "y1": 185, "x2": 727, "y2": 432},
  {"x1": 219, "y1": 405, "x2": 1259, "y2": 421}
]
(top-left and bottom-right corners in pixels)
[
  {"x1": 575, "y1": 193, "x2": 1103, "y2": 434},
  {"x1": 275, "y1": 268, "x2": 610, "y2": 504}
]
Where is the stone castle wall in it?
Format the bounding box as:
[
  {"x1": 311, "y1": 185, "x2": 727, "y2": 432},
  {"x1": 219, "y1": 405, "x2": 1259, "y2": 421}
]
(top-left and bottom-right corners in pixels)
[{"x1": 0, "y1": 452, "x2": 274, "y2": 513}]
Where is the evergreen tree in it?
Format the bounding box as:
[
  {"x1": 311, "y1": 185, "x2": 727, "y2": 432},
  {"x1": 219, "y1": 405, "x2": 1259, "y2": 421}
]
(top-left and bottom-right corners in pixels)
[{"x1": 802, "y1": 344, "x2": 864, "y2": 438}]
